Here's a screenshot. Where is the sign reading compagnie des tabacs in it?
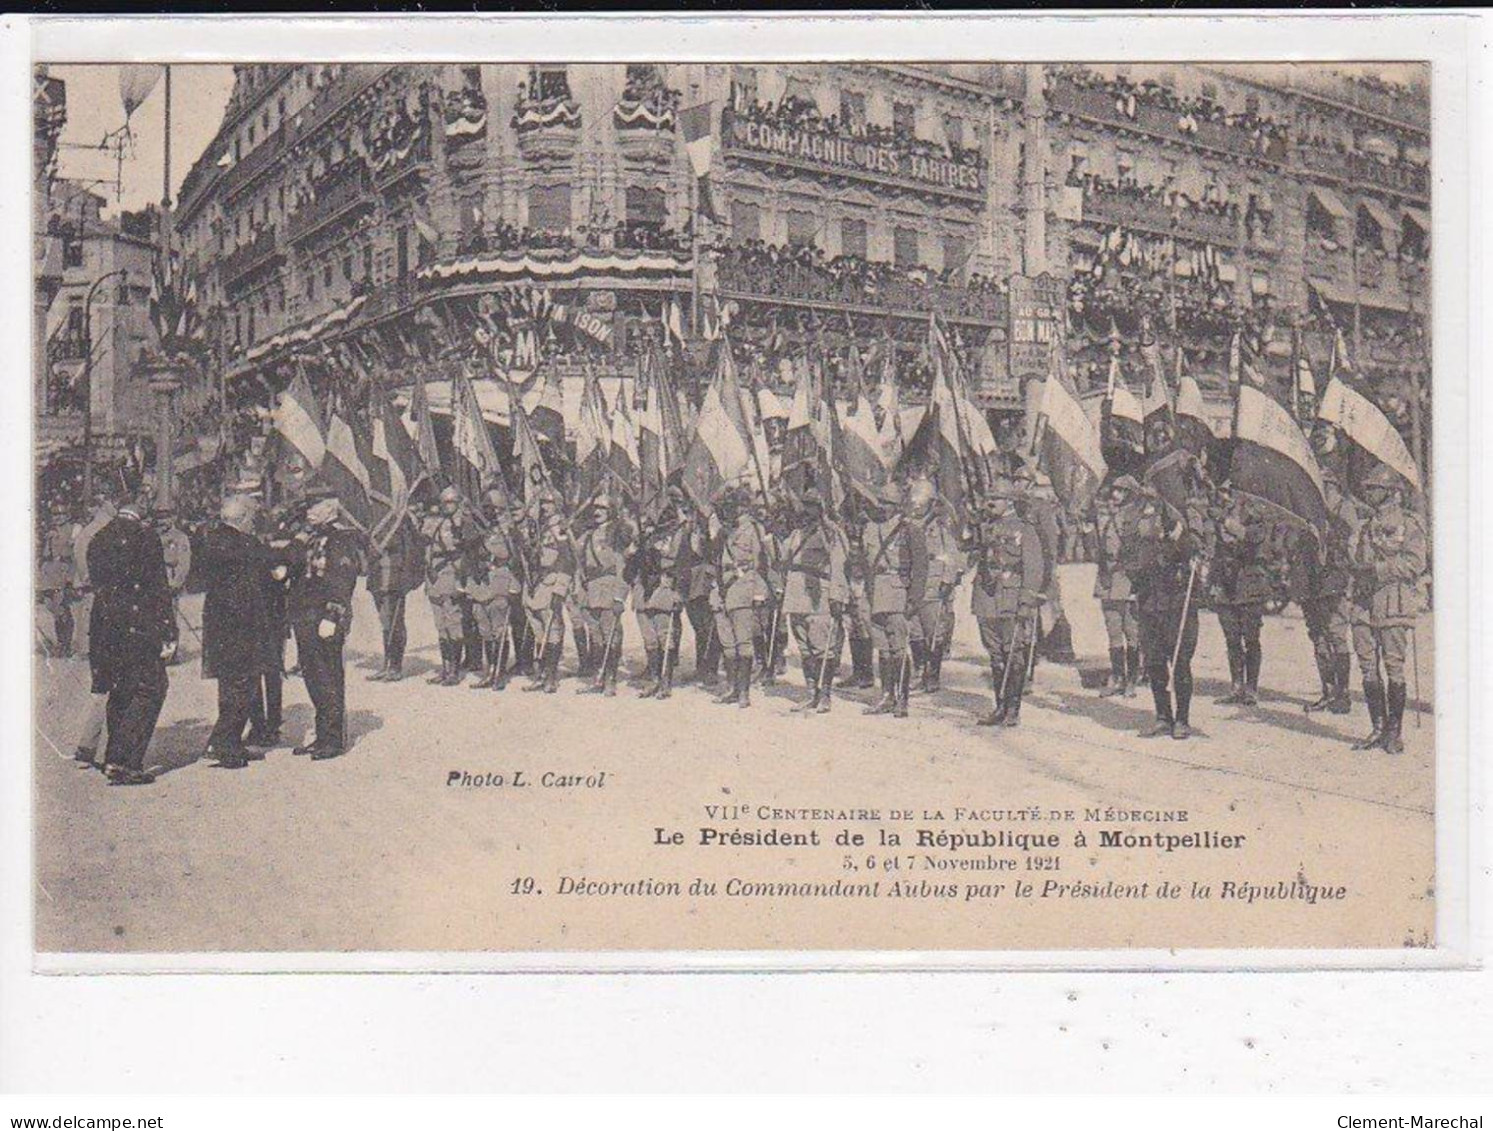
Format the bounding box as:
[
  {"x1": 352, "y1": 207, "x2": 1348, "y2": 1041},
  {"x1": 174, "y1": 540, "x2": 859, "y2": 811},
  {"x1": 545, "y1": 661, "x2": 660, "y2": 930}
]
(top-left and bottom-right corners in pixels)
[{"x1": 722, "y1": 115, "x2": 985, "y2": 198}]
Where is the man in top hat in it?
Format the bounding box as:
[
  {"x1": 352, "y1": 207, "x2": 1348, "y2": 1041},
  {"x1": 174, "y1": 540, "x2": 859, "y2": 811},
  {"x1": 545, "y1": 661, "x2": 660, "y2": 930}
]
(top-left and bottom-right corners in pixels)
[
  {"x1": 523, "y1": 502, "x2": 575, "y2": 694},
  {"x1": 780, "y1": 487, "x2": 850, "y2": 713},
  {"x1": 970, "y1": 483, "x2": 1045, "y2": 727},
  {"x1": 628, "y1": 486, "x2": 690, "y2": 700},
  {"x1": 1208, "y1": 487, "x2": 1272, "y2": 707},
  {"x1": 1120, "y1": 481, "x2": 1206, "y2": 740},
  {"x1": 87, "y1": 486, "x2": 178, "y2": 785},
  {"x1": 155, "y1": 504, "x2": 192, "y2": 665},
  {"x1": 367, "y1": 507, "x2": 425, "y2": 683},
  {"x1": 1094, "y1": 476, "x2": 1142, "y2": 697},
  {"x1": 1289, "y1": 472, "x2": 1355, "y2": 716},
  {"x1": 905, "y1": 477, "x2": 960, "y2": 694},
  {"x1": 861, "y1": 481, "x2": 917, "y2": 718},
  {"x1": 711, "y1": 486, "x2": 771, "y2": 708},
  {"x1": 1348, "y1": 467, "x2": 1426, "y2": 754},
  {"x1": 465, "y1": 491, "x2": 525, "y2": 691},
  {"x1": 421, "y1": 486, "x2": 471, "y2": 687},
  {"x1": 575, "y1": 496, "x2": 635, "y2": 697},
  {"x1": 197, "y1": 493, "x2": 279, "y2": 768},
  {"x1": 286, "y1": 493, "x2": 362, "y2": 759}
]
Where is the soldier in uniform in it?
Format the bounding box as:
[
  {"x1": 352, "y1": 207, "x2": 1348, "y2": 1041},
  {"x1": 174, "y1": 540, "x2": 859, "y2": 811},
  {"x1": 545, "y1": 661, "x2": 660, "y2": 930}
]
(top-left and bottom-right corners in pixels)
[
  {"x1": 575, "y1": 497, "x2": 634, "y2": 697},
  {"x1": 1094, "y1": 476, "x2": 1141, "y2": 697},
  {"x1": 712, "y1": 487, "x2": 771, "y2": 708},
  {"x1": 367, "y1": 510, "x2": 425, "y2": 682},
  {"x1": 1290, "y1": 474, "x2": 1355, "y2": 715},
  {"x1": 843, "y1": 498, "x2": 877, "y2": 690},
  {"x1": 465, "y1": 492, "x2": 524, "y2": 691},
  {"x1": 1209, "y1": 489, "x2": 1272, "y2": 707},
  {"x1": 683, "y1": 505, "x2": 722, "y2": 687},
  {"x1": 628, "y1": 488, "x2": 689, "y2": 700},
  {"x1": 1348, "y1": 468, "x2": 1426, "y2": 754},
  {"x1": 905, "y1": 478, "x2": 959, "y2": 693},
  {"x1": 87, "y1": 489, "x2": 177, "y2": 785},
  {"x1": 970, "y1": 486, "x2": 1045, "y2": 727},
  {"x1": 286, "y1": 494, "x2": 362, "y2": 759},
  {"x1": 1013, "y1": 462, "x2": 1070, "y2": 672},
  {"x1": 37, "y1": 505, "x2": 74, "y2": 657},
  {"x1": 1121, "y1": 483, "x2": 1206, "y2": 740},
  {"x1": 421, "y1": 486, "x2": 470, "y2": 686},
  {"x1": 757, "y1": 495, "x2": 791, "y2": 686},
  {"x1": 522, "y1": 503, "x2": 575, "y2": 694},
  {"x1": 156, "y1": 505, "x2": 193, "y2": 664},
  {"x1": 861, "y1": 482, "x2": 916, "y2": 719},
  {"x1": 780, "y1": 488, "x2": 850, "y2": 713}
]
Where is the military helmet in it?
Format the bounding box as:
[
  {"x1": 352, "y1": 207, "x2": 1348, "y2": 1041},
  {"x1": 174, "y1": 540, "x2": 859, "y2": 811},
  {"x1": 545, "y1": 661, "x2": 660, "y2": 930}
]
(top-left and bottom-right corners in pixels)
[
  {"x1": 439, "y1": 485, "x2": 460, "y2": 504},
  {"x1": 906, "y1": 478, "x2": 936, "y2": 512}
]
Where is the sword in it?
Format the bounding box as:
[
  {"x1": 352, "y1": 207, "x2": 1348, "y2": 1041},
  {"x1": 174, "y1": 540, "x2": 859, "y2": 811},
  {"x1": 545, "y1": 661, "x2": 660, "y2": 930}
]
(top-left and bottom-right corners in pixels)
[
  {"x1": 597, "y1": 615, "x2": 620, "y2": 686},
  {"x1": 1410, "y1": 626, "x2": 1422, "y2": 730},
  {"x1": 1168, "y1": 560, "x2": 1198, "y2": 677}
]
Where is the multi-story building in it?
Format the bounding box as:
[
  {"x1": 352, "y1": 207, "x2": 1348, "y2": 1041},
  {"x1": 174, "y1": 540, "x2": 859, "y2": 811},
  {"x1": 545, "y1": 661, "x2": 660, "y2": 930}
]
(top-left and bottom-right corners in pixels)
[{"x1": 174, "y1": 61, "x2": 1429, "y2": 465}]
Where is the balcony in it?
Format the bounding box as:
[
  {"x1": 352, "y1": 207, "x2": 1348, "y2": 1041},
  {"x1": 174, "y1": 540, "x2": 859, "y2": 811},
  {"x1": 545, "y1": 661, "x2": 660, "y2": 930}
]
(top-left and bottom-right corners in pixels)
[
  {"x1": 372, "y1": 128, "x2": 433, "y2": 192},
  {"x1": 715, "y1": 256, "x2": 1007, "y2": 327},
  {"x1": 513, "y1": 95, "x2": 582, "y2": 135},
  {"x1": 222, "y1": 125, "x2": 287, "y2": 203},
  {"x1": 221, "y1": 227, "x2": 284, "y2": 287},
  {"x1": 613, "y1": 95, "x2": 678, "y2": 132},
  {"x1": 719, "y1": 109, "x2": 985, "y2": 205},
  {"x1": 294, "y1": 65, "x2": 391, "y2": 143},
  {"x1": 288, "y1": 170, "x2": 375, "y2": 246},
  {"x1": 1296, "y1": 144, "x2": 1429, "y2": 200}
]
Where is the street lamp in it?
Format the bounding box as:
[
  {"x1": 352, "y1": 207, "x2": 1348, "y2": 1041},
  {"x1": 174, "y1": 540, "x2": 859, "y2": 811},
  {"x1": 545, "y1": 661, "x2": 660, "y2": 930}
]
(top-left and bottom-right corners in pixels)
[
  {"x1": 143, "y1": 355, "x2": 183, "y2": 511},
  {"x1": 79, "y1": 267, "x2": 128, "y2": 504}
]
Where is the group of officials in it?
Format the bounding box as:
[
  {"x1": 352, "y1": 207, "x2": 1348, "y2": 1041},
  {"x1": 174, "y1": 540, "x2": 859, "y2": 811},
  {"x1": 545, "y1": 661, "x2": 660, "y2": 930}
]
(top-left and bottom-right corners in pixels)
[{"x1": 54, "y1": 433, "x2": 1425, "y2": 785}]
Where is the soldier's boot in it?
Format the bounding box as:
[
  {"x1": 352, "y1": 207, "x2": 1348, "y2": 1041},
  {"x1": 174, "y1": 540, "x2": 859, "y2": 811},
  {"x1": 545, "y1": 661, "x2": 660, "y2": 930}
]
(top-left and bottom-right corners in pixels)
[
  {"x1": 441, "y1": 641, "x2": 464, "y2": 686},
  {"x1": 864, "y1": 658, "x2": 896, "y2": 716},
  {"x1": 794, "y1": 661, "x2": 820, "y2": 712},
  {"x1": 1145, "y1": 674, "x2": 1176, "y2": 737},
  {"x1": 1241, "y1": 640, "x2": 1262, "y2": 706},
  {"x1": 603, "y1": 648, "x2": 621, "y2": 698},
  {"x1": 737, "y1": 655, "x2": 753, "y2": 708},
  {"x1": 927, "y1": 650, "x2": 943, "y2": 693},
  {"x1": 1172, "y1": 667, "x2": 1194, "y2": 740},
  {"x1": 911, "y1": 640, "x2": 931, "y2": 694},
  {"x1": 469, "y1": 642, "x2": 496, "y2": 688},
  {"x1": 576, "y1": 640, "x2": 605, "y2": 694},
  {"x1": 1216, "y1": 640, "x2": 1245, "y2": 704},
  {"x1": 1124, "y1": 646, "x2": 1142, "y2": 697},
  {"x1": 1382, "y1": 680, "x2": 1407, "y2": 754},
  {"x1": 977, "y1": 661, "x2": 1008, "y2": 727},
  {"x1": 428, "y1": 642, "x2": 453, "y2": 685},
  {"x1": 1002, "y1": 664, "x2": 1025, "y2": 728},
  {"x1": 893, "y1": 660, "x2": 910, "y2": 719},
  {"x1": 639, "y1": 649, "x2": 662, "y2": 698},
  {"x1": 1305, "y1": 650, "x2": 1335, "y2": 712},
  {"x1": 850, "y1": 637, "x2": 875, "y2": 689},
  {"x1": 715, "y1": 658, "x2": 741, "y2": 705},
  {"x1": 1353, "y1": 679, "x2": 1387, "y2": 750},
  {"x1": 542, "y1": 644, "x2": 562, "y2": 694},
  {"x1": 522, "y1": 644, "x2": 549, "y2": 692},
  {"x1": 1328, "y1": 656, "x2": 1353, "y2": 714},
  {"x1": 1101, "y1": 647, "x2": 1127, "y2": 697}
]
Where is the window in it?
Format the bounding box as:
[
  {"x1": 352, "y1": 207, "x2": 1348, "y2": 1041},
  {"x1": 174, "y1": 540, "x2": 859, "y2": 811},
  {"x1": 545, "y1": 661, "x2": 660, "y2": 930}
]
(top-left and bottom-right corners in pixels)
[
  {"x1": 396, "y1": 228, "x2": 410, "y2": 281},
  {"x1": 62, "y1": 229, "x2": 83, "y2": 269},
  {"x1": 734, "y1": 68, "x2": 759, "y2": 107},
  {"x1": 625, "y1": 185, "x2": 667, "y2": 228},
  {"x1": 943, "y1": 235, "x2": 969, "y2": 282},
  {"x1": 892, "y1": 100, "x2": 917, "y2": 139},
  {"x1": 66, "y1": 296, "x2": 83, "y2": 340},
  {"x1": 731, "y1": 200, "x2": 761, "y2": 242},
  {"x1": 535, "y1": 66, "x2": 570, "y2": 102},
  {"x1": 261, "y1": 110, "x2": 270, "y2": 134},
  {"x1": 323, "y1": 263, "x2": 333, "y2": 288},
  {"x1": 278, "y1": 96, "x2": 286, "y2": 120},
  {"x1": 840, "y1": 216, "x2": 868, "y2": 260},
  {"x1": 363, "y1": 246, "x2": 374, "y2": 282},
  {"x1": 248, "y1": 122, "x2": 256, "y2": 146},
  {"x1": 786, "y1": 210, "x2": 817, "y2": 248},
  {"x1": 342, "y1": 255, "x2": 353, "y2": 281},
  {"x1": 307, "y1": 270, "x2": 316, "y2": 301},
  {"x1": 840, "y1": 91, "x2": 866, "y2": 130},
  {"x1": 893, "y1": 226, "x2": 920, "y2": 270},
  {"x1": 527, "y1": 184, "x2": 571, "y2": 233},
  {"x1": 943, "y1": 115, "x2": 964, "y2": 149}
]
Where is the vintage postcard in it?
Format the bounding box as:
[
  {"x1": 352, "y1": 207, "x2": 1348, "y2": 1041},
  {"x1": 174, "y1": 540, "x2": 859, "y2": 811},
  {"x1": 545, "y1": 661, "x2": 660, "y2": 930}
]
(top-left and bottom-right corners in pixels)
[{"x1": 27, "y1": 30, "x2": 1467, "y2": 966}]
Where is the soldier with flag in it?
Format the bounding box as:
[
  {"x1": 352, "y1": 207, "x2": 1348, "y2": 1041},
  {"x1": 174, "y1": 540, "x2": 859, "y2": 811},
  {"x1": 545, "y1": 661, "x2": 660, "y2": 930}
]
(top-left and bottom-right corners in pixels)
[
  {"x1": 465, "y1": 490, "x2": 524, "y2": 692},
  {"x1": 780, "y1": 488, "x2": 850, "y2": 714},
  {"x1": 627, "y1": 486, "x2": 689, "y2": 701},
  {"x1": 861, "y1": 482, "x2": 916, "y2": 719},
  {"x1": 711, "y1": 486, "x2": 771, "y2": 708},
  {"x1": 1287, "y1": 470, "x2": 1354, "y2": 715},
  {"x1": 1348, "y1": 467, "x2": 1427, "y2": 755},
  {"x1": 575, "y1": 497, "x2": 635, "y2": 698},
  {"x1": 523, "y1": 501, "x2": 575, "y2": 695},
  {"x1": 421, "y1": 486, "x2": 472, "y2": 687},
  {"x1": 756, "y1": 494, "x2": 791, "y2": 687},
  {"x1": 1208, "y1": 488, "x2": 1272, "y2": 708},
  {"x1": 367, "y1": 515, "x2": 424, "y2": 683},
  {"x1": 1094, "y1": 475, "x2": 1142, "y2": 698},
  {"x1": 843, "y1": 498, "x2": 877, "y2": 690},
  {"x1": 905, "y1": 478, "x2": 960, "y2": 694},
  {"x1": 970, "y1": 483, "x2": 1045, "y2": 728},
  {"x1": 683, "y1": 504, "x2": 722, "y2": 687}
]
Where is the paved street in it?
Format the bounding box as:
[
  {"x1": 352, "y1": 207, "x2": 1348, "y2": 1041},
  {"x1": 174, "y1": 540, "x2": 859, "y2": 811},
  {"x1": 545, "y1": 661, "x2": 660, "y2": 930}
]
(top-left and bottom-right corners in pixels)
[{"x1": 34, "y1": 564, "x2": 1435, "y2": 955}]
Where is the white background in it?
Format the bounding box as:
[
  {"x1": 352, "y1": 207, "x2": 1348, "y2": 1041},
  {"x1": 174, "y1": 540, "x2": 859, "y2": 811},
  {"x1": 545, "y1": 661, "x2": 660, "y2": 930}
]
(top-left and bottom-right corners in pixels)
[{"x1": 1, "y1": 11, "x2": 1487, "y2": 1097}]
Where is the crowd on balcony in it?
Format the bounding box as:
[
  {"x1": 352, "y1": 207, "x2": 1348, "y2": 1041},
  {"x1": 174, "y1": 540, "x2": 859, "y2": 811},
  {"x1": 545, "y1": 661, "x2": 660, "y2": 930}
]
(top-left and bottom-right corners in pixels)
[
  {"x1": 615, "y1": 65, "x2": 681, "y2": 130},
  {"x1": 1050, "y1": 65, "x2": 1289, "y2": 157},
  {"x1": 453, "y1": 218, "x2": 694, "y2": 260},
  {"x1": 1069, "y1": 170, "x2": 1242, "y2": 228},
  {"x1": 514, "y1": 68, "x2": 581, "y2": 132},
  {"x1": 712, "y1": 239, "x2": 1007, "y2": 322},
  {"x1": 1066, "y1": 264, "x2": 1244, "y2": 348},
  {"x1": 1294, "y1": 128, "x2": 1430, "y2": 190},
  {"x1": 724, "y1": 89, "x2": 983, "y2": 169}
]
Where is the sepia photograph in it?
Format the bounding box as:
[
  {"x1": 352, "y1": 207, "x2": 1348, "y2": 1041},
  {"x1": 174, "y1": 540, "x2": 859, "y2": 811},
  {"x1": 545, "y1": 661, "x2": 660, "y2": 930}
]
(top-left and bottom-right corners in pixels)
[{"x1": 30, "y1": 52, "x2": 1449, "y2": 959}]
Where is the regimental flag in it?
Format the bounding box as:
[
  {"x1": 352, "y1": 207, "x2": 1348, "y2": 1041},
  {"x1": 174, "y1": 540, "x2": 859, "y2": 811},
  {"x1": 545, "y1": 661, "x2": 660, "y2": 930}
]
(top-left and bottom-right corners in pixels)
[
  {"x1": 1230, "y1": 383, "x2": 1329, "y2": 535},
  {"x1": 636, "y1": 346, "x2": 687, "y2": 518},
  {"x1": 1175, "y1": 368, "x2": 1219, "y2": 457},
  {"x1": 1103, "y1": 351, "x2": 1145, "y2": 460},
  {"x1": 274, "y1": 366, "x2": 327, "y2": 472},
  {"x1": 451, "y1": 363, "x2": 502, "y2": 505},
  {"x1": 678, "y1": 102, "x2": 719, "y2": 223},
  {"x1": 1229, "y1": 328, "x2": 1267, "y2": 389},
  {"x1": 575, "y1": 367, "x2": 612, "y2": 506},
  {"x1": 1036, "y1": 348, "x2": 1107, "y2": 512},
  {"x1": 661, "y1": 298, "x2": 686, "y2": 353},
  {"x1": 505, "y1": 373, "x2": 556, "y2": 504},
  {"x1": 527, "y1": 365, "x2": 567, "y2": 454},
  {"x1": 1139, "y1": 328, "x2": 1177, "y2": 455},
  {"x1": 370, "y1": 397, "x2": 430, "y2": 550},
  {"x1": 608, "y1": 384, "x2": 641, "y2": 501},
  {"x1": 782, "y1": 350, "x2": 838, "y2": 505},
  {"x1": 1316, "y1": 374, "x2": 1421, "y2": 493},
  {"x1": 682, "y1": 341, "x2": 758, "y2": 508},
  {"x1": 741, "y1": 362, "x2": 774, "y2": 498},
  {"x1": 405, "y1": 369, "x2": 442, "y2": 479},
  {"x1": 319, "y1": 410, "x2": 379, "y2": 532},
  {"x1": 903, "y1": 316, "x2": 997, "y2": 522}
]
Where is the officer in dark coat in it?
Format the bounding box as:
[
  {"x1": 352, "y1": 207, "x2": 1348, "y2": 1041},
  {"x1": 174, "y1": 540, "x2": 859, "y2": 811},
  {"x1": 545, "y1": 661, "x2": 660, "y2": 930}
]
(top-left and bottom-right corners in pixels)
[
  {"x1": 367, "y1": 512, "x2": 425, "y2": 682},
  {"x1": 87, "y1": 491, "x2": 178, "y2": 785},
  {"x1": 1209, "y1": 489, "x2": 1273, "y2": 707},
  {"x1": 198, "y1": 494, "x2": 279, "y2": 768},
  {"x1": 288, "y1": 493, "x2": 363, "y2": 759}
]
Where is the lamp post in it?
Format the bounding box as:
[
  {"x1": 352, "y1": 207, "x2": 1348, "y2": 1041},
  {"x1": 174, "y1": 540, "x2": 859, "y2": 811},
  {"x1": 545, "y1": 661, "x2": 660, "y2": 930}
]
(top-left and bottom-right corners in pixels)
[
  {"x1": 143, "y1": 355, "x2": 183, "y2": 510},
  {"x1": 79, "y1": 267, "x2": 128, "y2": 503}
]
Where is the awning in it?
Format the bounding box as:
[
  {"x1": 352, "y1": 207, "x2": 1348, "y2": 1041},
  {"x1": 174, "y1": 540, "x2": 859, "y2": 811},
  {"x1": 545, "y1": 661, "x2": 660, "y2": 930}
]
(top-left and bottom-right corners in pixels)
[
  {"x1": 1403, "y1": 207, "x2": 1430, "y2": 235},
  {"x1": 1358, "y1": 198, "x2": 1397, "y2": 235},
  {"x1": 1307, "y1": 279, "x2": 1411, "y2": 315},
  {"x1": 1309, "y1": 186, "x2": 1350, "y2": 220}
]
